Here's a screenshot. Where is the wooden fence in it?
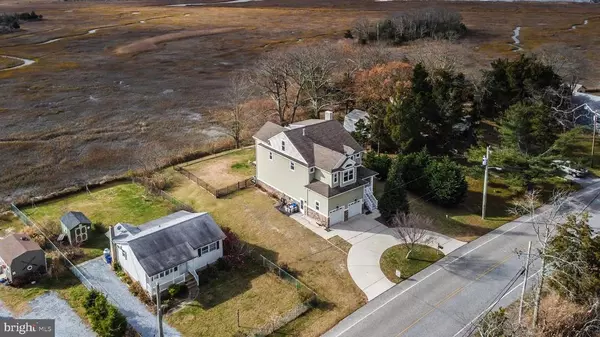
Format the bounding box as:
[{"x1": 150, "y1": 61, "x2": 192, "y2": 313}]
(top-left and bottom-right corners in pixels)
[{"x1": 175, "y1": 167, "x2": 255, "y2": 198}]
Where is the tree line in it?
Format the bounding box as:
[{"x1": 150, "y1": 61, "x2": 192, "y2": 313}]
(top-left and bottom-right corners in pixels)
[
  {"x1": 350, "y1": 7, "x2": 467, "y2": 45},
  {"x1": 0, "y1": 12, "x2": 43, "y2": 34}
]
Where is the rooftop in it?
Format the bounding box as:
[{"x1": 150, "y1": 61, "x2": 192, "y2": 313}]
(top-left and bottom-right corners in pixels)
[{"x1": 0, "y1": 234, "x2": 43, "y2": 266}]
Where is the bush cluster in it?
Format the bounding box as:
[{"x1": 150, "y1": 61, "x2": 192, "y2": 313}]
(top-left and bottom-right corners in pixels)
[
  {"x1": 363, "y1": 152, "x2": 393, "y2": 180},
  {"x1": 83, "y1": 290, "x2": 127, "y2": 337}
]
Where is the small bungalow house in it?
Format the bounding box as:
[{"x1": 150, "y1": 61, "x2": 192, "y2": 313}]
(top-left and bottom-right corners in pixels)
[
  {"x1": 60, "y1": 211, "x2": 92, "y2": 245},
  {"x1": 0, "y1": 233, "x2": 46, "y2": 284},
  {"x1": 110, "y1": 211, "x2": 226, "y2": 295}
]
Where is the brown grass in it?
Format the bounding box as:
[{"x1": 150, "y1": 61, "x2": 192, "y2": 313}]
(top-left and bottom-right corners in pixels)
[
  {"x1": 183, "y1": 147, "x2": 255, "y2": 189},
  {"x1": 166, "y1": 171, "x2": 366, "y2": 336}
]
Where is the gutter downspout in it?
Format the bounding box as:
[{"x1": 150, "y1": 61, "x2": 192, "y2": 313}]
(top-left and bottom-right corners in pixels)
[{"x1": 109, "y1": 226, "x2": 116, "y2": 269}]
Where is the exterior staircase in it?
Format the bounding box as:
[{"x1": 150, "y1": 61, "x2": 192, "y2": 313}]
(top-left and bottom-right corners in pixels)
[
  {"x1": 364, "y1": 185, "x2": 378, "y2": 212},
  {"x1": 186, "y1": 273, "x2": 199, "y2": 300}
]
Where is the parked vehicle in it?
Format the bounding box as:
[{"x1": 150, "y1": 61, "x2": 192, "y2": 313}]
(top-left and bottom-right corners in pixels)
[{"x1": 551, "y1": 160, "x2": 588, "y2": 177}]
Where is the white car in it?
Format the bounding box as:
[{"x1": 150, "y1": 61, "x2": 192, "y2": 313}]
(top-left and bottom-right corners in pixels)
[{"x1": 551, "y1": 160, "x2": 588, "y2": 177}]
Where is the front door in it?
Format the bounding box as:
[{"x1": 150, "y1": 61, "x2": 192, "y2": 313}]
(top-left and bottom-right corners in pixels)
[{"x1": 300, "y1": 199, "x2": 305, "y2": 214}]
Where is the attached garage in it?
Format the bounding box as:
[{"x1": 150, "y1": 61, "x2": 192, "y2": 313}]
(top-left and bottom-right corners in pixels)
[
  {"x1": 347, "y1": 199, "x2": 363, "y2": 219},
  {"x1": 329, "y1": 208, "x2": 344, "y2": 226}
]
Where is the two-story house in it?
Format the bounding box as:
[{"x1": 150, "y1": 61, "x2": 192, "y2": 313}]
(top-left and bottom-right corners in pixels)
[{"x1": 253, "y1": 112, "x2": 378, "y2": 227}]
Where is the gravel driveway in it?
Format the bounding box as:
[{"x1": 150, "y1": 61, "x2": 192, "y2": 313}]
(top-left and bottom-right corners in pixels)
[
  {"x1": 76, "y1": 257, "x2": 181, "y2": 337},
  {"x1": 0, "y1": 291, "x2": 94, "y2": 337}
]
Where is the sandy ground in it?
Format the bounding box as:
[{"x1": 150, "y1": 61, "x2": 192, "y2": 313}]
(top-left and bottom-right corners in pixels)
[
  {"x1": 1, "y1": 0, "x2": 599, "y2": 205},
  {"x1": 185, "y1": 149, "x2": 255, "y2": 187}
]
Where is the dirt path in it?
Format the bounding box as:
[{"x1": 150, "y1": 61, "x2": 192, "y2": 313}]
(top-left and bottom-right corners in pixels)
[{"x1": 0, "y1": 55, "x2": 35, "y2": 71}]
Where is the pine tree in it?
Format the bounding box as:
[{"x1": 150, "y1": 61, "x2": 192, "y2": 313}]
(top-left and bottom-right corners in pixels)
[{"x1": 379, "y1": 156, "x2": 409, "y2": 222}]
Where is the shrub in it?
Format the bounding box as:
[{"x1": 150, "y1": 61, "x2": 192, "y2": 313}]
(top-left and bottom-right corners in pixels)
[
  {"x1": 379, "y1": 156, "x2": 409, "y2": 222},
  {"x1": 222, "y1": 227, "x2": 251, "y2": 268},
  {"x1": 168, "y1": 284, "x2": 184, "y2": 298},
  {"x1": 91, "y1": 222, "x2": 105, "y2": 233},
  {"x1": 129, "y1": 280, "x2": 153, "y2": 306},
  {"x1": 215, "y1": 257, "x2": 232, "y2": 271},
  {"x1": 363, "y1": 152, "x2": 393, "y2": 180},
  {"x1": 84, "y1": 289, "x2": 127, "y2": 337},
  {"x1": 138, "y1": 172, "x2": 173, "y2": 193},
  {"x1": 398, "y1": 150, "x2": 431, "y2": 194},
  {"x1": 425, "y1": 157, "x2": 468, "y2": 206},
  {"x1": 22, "y1": 226, "x2": 46, "y2": 247},
  {"x1": 47, "y1": 251, "x2": 67, "y2": 278}
]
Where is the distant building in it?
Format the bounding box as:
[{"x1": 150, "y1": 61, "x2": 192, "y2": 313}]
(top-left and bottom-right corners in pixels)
[
  {"x1": 60, "y1": 211, "x2": 92, "y2": 245},
  {"x1": 343, "y1": 109, "x2": 370, "y2": 133},
  {"x1": 0, "y1": 233, "x2": 46, "y2": 284}
]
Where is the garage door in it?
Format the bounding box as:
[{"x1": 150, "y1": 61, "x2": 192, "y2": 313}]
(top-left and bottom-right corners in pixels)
[
  {"x1": 329, "y1": 208, "x2": 344, "y2": 226},
  {"x1": 347, "y1": 199, "x2": 363, "y2": 218}
]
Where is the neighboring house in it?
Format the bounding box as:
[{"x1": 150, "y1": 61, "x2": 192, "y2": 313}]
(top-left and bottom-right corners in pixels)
[
  {"x1": 253, "y1": 112, "x2": 378, "y2": 227},
  {"x1": 60, "y1": 211, "x2": 92, "y2": 245},
  {"x1": 109, "y1": 211, "x2": 226, "y2": 295},
  {"x1": 343, "y1": 109, "x2": 369, "y2": 133},
  {"x1": 0, "y1": 233, "x2": 46, "y2": 284}
]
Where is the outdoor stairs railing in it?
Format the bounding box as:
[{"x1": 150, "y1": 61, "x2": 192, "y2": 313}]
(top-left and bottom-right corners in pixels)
[
  {"x1": 189, "y1": 268, "x2": 200, "y2": 286},
  {"x1": 364, "y1": 185, "x2": 378, "y2": 211}
]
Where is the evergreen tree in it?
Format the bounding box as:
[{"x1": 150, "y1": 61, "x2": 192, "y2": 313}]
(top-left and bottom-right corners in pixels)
[
  {"x1": 398, "y1": 149, "x2": 431, "y2": 195},
  {"x1": 500, "y1": 102, "x2": 560, "y2": 156},
  {"x1": 425, "y1": 157, "x2": 467, "y2": 206},
  {"x1": 379, "y1": 156, "x2": 409, "y2": 222}
]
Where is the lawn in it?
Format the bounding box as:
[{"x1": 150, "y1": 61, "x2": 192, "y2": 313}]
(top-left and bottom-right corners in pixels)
[
  {"x1": 0, "y1": 211, "x2": 24, "y2": 237},
  {"x1": 22, "y1": 182, "x2": 175, "y2": 263},
  {"x1": 380, "y1": 244, "x2": 444, "y2": 283},
  {"x1": 182, "y1": 147, "x2": 256, "y2": 189},
  {"x1": 167, "y1": 261, "x2": 304, "y2": 336},
  {"x1": 166, "y1": 170, "x2": 366, "y2": 337}
]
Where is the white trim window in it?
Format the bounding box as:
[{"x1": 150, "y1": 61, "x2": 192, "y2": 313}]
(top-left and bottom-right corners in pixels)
[
  {"x1": 342, "y1": 169, "x2": 355, "y2": 184},
  {"x1": 333, "y1": 172, "x2": 338, "y2": 184},
  {"x1": 290, "y1": 161, "x2": 295, "y2": 171},
  {"x1": 281, "y1": 140, "x2": 286, "y2": 151},
  {"x1": 269, "y1": 152, "x2": 273, "y2": 160},
  {"x1": 197, "y1": 241, "x2": 220, "y2": 257},
  {"x1": 315, "y1": 201, "x2": 320, "y2": 211}
]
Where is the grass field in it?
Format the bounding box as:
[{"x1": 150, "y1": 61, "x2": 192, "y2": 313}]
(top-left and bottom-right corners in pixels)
[
  {"x1": 183, "y1": 147, "x2": 256, "y2": 188},
  {"x1": 380, "y1": 244, "x2": 444, "y2": 283},
  {"x1": 166, "y1": 171, "x2": 365, "y2": 336},
  {"x1": 0, "y1": 211, "x2": 24, "y2": 237},
  {"x1": 167, "y1": 261, "x2": 304, "y2": 336},
  {"x1": 0, "y1": 56, "x2": 23, "y2": 70},
  {"x1": 22, "y1": 183, "x2": 175, "y2": 262}
]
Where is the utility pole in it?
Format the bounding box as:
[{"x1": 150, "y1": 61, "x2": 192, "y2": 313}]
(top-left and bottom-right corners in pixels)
[
  {"x1": 592, "y1": 114, "x2": 597, "y2": 168},
  {"x1": 482, "y1": 145, "x2": 491, "y2": 219},
  {"x1": 518, "y1": 241, "x2": 532, "y2": 324},
  {"x1": 156, "y1": 284, "x2": 164, "y2": 337},
  {"x1": 532, "y1": 252, "x2": 546, "y2": 329}
]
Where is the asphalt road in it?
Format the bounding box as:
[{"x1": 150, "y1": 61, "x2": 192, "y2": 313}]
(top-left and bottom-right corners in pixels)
[{"x1": 325, "y1": 179, "x2": 600, "y2": 337}]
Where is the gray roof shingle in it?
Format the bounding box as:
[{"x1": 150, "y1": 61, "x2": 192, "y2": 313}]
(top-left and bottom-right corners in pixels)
[
  {"x1": 60, "y1": 211, "x2": 92, "y2": 230},
  {"x1": 0, "y1": 234, "x2": 43, "y2": 266},
  {"x1": 285, "y1": 120, "x2": 363, "y2": 168},
  {"x1": 305, "y1": 180, "x2": 367, "y2": 198},
  {"x1": 253, "y1": 121, "x2": 285, "y2": 143},
  {"x1": 125, "y1": 212, "x2": 226, "y2": 276}
]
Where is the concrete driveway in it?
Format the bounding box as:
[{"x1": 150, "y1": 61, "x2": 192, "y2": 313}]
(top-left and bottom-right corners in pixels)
[
  {"x1": 76, "y1": 257, "x2": 181, "y2": 337},
  {"x1": 292, "y1": 213, "x2": 466, "y2": 301}
]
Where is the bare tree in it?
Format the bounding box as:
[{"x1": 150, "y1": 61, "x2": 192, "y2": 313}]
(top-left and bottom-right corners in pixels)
[
  {"x1": 535, "y1": 44, "x2": 591, "y2": 90},
  {"x1": 218, "y1": 72, "x2": 256, "y2": 149},
  {"x1": 510, "y1": 189, "x2": 571, "y2": 329},
  {"x1": 292, "y1": 44, "x2": 339, "y2": 119},
  {"x1": 392, "y1": 212, "x2": 434, "y2": 259}
]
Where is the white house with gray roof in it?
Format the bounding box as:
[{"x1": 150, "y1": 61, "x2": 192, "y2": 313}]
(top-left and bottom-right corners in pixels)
[
  {"x1": 253, "y1": 112, "x2": 378, "y2": 227},
  {"x1": 109, "y1": 211, "x2": 226, "y2": 295}
]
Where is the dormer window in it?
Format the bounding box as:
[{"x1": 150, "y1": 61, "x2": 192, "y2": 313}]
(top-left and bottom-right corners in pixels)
[
  {"x1": 342, "y1": 169, "x2": 354, "y2": 184},
  {"x1": 333, "y1": 172, "x2": 338, "y2": 184},
  {"x1": 281, "y1": 140, "x2": 286, "y2": 151}
]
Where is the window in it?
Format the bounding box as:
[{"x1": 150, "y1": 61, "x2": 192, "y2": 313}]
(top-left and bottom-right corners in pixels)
[
  {"x1": 281, "y1": 140, "x2": 286, "y2": 151},
  {"x1": 315, "y1": 201, "x2": 320, "y2": 211},
  {"x1": 209, "y1": 242, "x2": 217, "y2": 251},
  {"x1": 165, "y1": 269, "x2": 170, "y2": 276},
  {"x1": 269, "y1": 152, "x2": 273, "y2": 160},
  {"x1": 310, "y1": 167, "x2": 315, "y2": 173},
  {"x1": 202, "y1": 246, "x2": 209, "y2": 254},
  {"x1": 342, "y1": 169, "x2": 354, "y2": 184},
  {"x1": 333, "y1": 172, "x2": 338, "y2": 184},
  {"x1": 290, "y1": 161, "x2": 295, "y2": 171},
  {"x1": 174, "y1": 266, "x2": 178, "y2": 272}
]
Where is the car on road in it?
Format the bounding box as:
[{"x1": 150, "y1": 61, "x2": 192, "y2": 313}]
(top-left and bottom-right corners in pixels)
[{"x1": 552, "y1": 160, "x2": 588, "y2": 177}]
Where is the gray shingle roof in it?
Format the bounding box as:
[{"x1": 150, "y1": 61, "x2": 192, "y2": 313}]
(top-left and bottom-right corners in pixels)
[
  {"x1": 305, "y1": 180, "x2": 367, "y2": 198},
  {"x1": 285, "y1": 120, "x2": 363, "y2": 168},
  {"x1": 125, "y1": 212, "x2": 226, "y2": 277},
  {"x1": 60, "y1": 211, "x2": 92, "y2": 230},
  {"x1": 253, "y1": 121, "x2": 285, "y2": 143},
  {"x1": 0, "y1": 234, "x2": 43, "y2": 266}
]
